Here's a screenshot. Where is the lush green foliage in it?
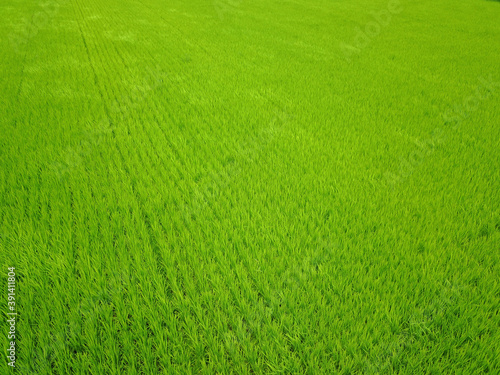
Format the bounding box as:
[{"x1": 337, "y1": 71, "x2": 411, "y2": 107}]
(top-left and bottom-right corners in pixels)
[{"x1": 1, "y1": 0, "x2": 499, "y2": 373}]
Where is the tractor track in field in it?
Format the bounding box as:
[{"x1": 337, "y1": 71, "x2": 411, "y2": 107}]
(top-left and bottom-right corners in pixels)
[
  {"x1": 108, "y1": 125, "x2": 200, "y2": 326},
  {"x1": 71, "y1": 0, "x2": 234, "y2": 235},
  {"x1": 73, "y1": 0, "x2": 176, "y2": 284},
  {"x1": 70, "y1": 0, "x2": 200, "y2": 270},
  {"x1": 110, "y1": 138, "x2": 173, "y2": 290}
]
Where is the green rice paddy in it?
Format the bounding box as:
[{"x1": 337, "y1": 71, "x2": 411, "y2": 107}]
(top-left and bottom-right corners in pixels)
[{"x1": 1, "y1": 0, "x2": 499, "y2": 373}]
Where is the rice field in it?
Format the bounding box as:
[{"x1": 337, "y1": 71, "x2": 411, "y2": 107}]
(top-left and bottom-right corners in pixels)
[{"x1": 1, "y1": 0, "x2": 499, "y2": 373}]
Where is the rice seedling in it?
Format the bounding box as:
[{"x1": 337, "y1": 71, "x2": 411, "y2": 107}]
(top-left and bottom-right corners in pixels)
[{"x1": 1, "y1": 0, "x2": 499, "y2": 373}]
